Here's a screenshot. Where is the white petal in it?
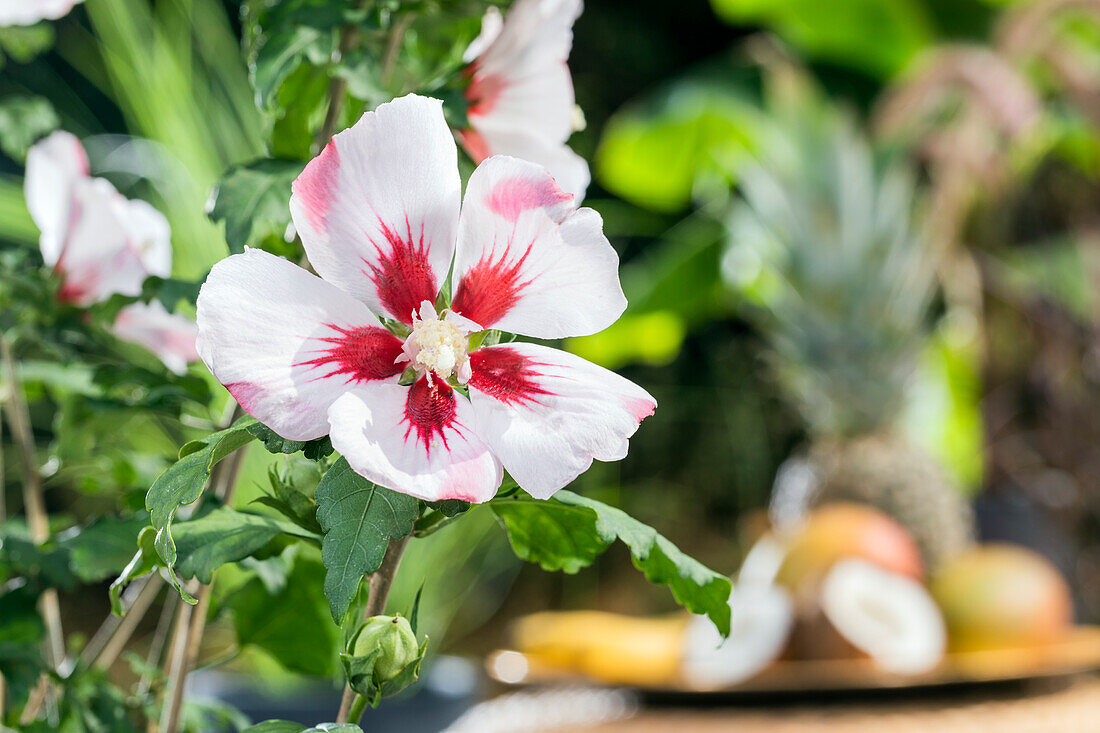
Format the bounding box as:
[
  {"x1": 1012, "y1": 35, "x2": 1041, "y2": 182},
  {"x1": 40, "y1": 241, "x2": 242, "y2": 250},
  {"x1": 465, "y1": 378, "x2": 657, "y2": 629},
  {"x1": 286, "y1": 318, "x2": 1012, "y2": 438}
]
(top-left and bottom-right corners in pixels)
[
  {"x1": 465, "y1": 0, "x2": 581, "y2": 151},
  {"x1": 464, "y1": 127, "x2": 590, "y2": 201},
  {"x1": 53, "y1": 178, "x2": 170, "y2": 305},
  {"x1": 451, "y1": 156, "x2": 625, "y2": 338},
  {"x1": 25, "y1": 130, "x2": 89, "y2": 266},
  {"x1": 327, "y1": 379, "x2": 503, "y2": 503},
  {"x1": 196, "y1": 248, "x2": 405, "y2": 441},
  {"x1": 0, "y1": 0, "x2": 82, "y2": 25},
  {"x1": 112, "y1": 301, "x2": 199, "y2": 375},
  {"x1": 466, "y1": 342, "x2": 655, "y2": 499},
  {"x1": 290, "y1": 94, "x2": 460, "y2": 324},
  {"x1": 463, "y1": 6, "x2": 503, "y2": 63}
]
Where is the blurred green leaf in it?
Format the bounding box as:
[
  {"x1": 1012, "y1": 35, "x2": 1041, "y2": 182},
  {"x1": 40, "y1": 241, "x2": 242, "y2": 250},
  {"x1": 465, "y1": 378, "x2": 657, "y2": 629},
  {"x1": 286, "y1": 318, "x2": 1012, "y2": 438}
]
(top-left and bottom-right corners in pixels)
[
  {"x1": 228, "y1": 553, "x2": 340, "y2": 677},
  {"x1": 0, "y1": 95, "x2": 59, "y2": 162},
  {"x1": 243, "y1": 723, "x2": 363, "y2": 733},
  {"x1": 209, "y1": 159, "x2": 305, "y2": 255},
  {"x1": 596, "y1": 84, "x2": 762, "y2": 212},
  {"x1": 710, "y1": 0, "x2": 933, "y2": 77},
  {"x1": 566, "y1": 311, "x2": 687, "y2": 369},
  {"x1": 491, "y1": 491, "x2": 732, "y2": 635},
  {"x1": 0, "y1": 23, "x2": 55, "y2": 63},
  {"x1": 61, "y1": 512, "x2": 151, "y2": 583},
  {"x1": 315, "y1": 457, "x2": 420, "y2": 623}
]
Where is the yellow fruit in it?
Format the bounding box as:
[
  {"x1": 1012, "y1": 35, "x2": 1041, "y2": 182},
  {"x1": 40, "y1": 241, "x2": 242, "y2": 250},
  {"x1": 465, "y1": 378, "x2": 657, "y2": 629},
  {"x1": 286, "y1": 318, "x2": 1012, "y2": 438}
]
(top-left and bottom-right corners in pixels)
[
  {"x1": 931, "y1": 544, "x2": 1073, "y2": 652},
  {"x1": 776, "y1": 502, "x2": 924, "y2": 592},
  {"x1": 513, "y1": 610, "x2": 688, "y2": 686}
]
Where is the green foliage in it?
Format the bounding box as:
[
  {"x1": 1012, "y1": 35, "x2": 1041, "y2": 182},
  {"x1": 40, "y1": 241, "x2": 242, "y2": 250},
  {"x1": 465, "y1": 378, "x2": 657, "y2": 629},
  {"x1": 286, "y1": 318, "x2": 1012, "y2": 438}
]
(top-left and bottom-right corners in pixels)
[
  {"x1": 597, "y1": 83, "x2": 763, "y2": 212},
  {"x1": 0, "y1": 23, "x2": 55, "y2": 65},
  {"x1": 146, "y1": 416, "x2": 259, "y2": 571},
  {"x1": 209, "y1": 159, "x2": 306, "y2": 255},
  {"x1": 173, "y1": 507, "x2": 320, "y2": 583},
  {"x1": 709, "y1": 0, "x2": 933, "y2": 77},
  {"x1": 249, "y1": 420, "x2": 334, "y2": 460},
  {"x1": 491, "y1": 491, "x2": 732, "y2": 635},
  {"x1": 0, "y1": 95, "x2": 59, "y2": 162},
  {"x1": 253, "y1": 465, "x2": 325, "y2": 535},
  {"x1": 61, "y1": 512, "x2": 152, "y2": 583},
  {"x1": 314, "y1": 457, "x2": 420, "y2": 623},
  {"x1": 228, "y1": 553, "x2": 340, "y2": 677}
]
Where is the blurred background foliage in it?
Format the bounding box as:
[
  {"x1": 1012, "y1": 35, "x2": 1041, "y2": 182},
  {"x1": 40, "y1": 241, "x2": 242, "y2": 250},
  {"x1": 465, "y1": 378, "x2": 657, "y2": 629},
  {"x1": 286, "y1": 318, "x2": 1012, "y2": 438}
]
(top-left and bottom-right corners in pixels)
[{"x1": 3, "y1": 0, "x2": 1100, "y2": 714}]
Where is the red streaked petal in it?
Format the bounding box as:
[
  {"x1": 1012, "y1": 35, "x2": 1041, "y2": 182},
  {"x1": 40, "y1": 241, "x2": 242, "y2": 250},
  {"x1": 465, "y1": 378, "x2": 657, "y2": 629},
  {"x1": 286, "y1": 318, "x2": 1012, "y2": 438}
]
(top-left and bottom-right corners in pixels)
[
  {"x1": 295, "y1": 324, "x2": 404, "y2": 384},
  {"x1": 290, "y1": 95, "x2": 460, "y2": 321},
  {"x1": 451, "y1": 156, "x2": 625, "y2": 339},
  {"x1": 403, "y1": 376, "x2": 459, "y2": 454},
  {"x1": 362, "y1": 217, "x2": 437, "y2": 324},
  {"x1": 467, "y1": 343, "x2": 655, "y2": 499},
  {"x1": 449, "y1": 237, "x2": 536, "y2": 329},
  {"x1": 196, "y1": 248, "x2": 395, "y2": 442},
  {"x1": 467, "y1": 346, "x2": 553, "y2": 407},
  {"x1": 327, "y1": 382, "x2": 503, "y2": 503}
]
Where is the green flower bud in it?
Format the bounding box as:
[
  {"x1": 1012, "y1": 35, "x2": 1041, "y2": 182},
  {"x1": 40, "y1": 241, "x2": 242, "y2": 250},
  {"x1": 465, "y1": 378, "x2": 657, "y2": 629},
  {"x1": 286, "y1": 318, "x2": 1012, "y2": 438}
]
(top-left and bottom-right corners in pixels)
[{"x1": 353, "y1": 614, "x2": 419, "y2": 682}]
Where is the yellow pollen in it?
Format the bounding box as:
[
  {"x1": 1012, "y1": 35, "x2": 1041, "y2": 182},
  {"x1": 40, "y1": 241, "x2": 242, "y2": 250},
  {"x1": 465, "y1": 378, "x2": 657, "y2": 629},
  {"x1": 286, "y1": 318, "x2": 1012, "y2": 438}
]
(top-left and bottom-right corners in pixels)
[{"x1": 409, "y1": 317, "x2": 467, "y2": 380}]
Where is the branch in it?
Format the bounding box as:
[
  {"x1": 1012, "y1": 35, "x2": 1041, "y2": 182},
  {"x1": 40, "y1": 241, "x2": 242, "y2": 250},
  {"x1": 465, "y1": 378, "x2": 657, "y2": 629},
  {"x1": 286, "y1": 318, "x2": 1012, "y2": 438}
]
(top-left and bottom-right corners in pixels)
[{"x1": 2, "y1": 335, "x2": 64, "y2": 724}]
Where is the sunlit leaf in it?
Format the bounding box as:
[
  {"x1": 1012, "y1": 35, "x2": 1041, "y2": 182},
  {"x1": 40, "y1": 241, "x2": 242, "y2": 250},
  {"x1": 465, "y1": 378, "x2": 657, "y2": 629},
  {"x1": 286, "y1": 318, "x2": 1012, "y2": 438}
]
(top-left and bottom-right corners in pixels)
[{"x1": 491, "y1": 491, "x2": 732, "y2": 635}]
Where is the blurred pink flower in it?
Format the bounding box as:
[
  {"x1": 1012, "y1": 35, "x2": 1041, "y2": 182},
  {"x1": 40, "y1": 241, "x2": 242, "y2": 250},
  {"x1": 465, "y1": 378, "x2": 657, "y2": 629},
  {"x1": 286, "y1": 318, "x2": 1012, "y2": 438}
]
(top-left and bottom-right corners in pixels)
[
  {"x1": 197, "y1": 95, "x2": 654, "y2": 502},
  {"x1": 24, "y1": 131, "x2": 199, "y2": 374},
  {"x1": 0, "y1": 0, "x2": 82, "y2": 26},
  {"x1": 460, "y1": 0, "x2": 590, "y2": 201}
]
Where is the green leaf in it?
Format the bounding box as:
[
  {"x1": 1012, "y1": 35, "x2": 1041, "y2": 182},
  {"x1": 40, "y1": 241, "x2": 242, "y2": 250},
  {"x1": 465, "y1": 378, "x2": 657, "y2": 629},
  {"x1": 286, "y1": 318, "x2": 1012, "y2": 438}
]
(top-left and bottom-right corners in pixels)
[
  {"x1": 146, "y1": 417, "x2": 259, "y2": 571},
  {"x1": 492, "y1": 491, "x2": 732, "y2": 635},
  {"x1": 228, "y1": 554, "x2": 340, "y2": 677},
  {"x1": 315, "y1": 457, "x2": 419, "y2": 623},
  {"x1": 248, "y1": 421, "x2": 333, "y2": 460},
  {"x1": 209, "y1": 159, "x2": 305, "y2": 255},
  {"x1": 253, "y1": 26, "x2": 333, "y2": 110},
  {"x1": 61, "y1": 512, "x2": 151, "y2": 583},
  {"x1": 596, "y1": 83, "x2": 763, "y2": 212},
  {"x1": 253, "y1": 466, "x2": 324, "y2": 534},
  {"x1": 0, "y1": 23, "x2": 55, "y2": 63},
  {"x1": 709, "y1": 0, "x2": 932, "y2": 77},
  {"x1": 0, "y1": 95, "x2": 58, "y2": 162},
  {"x1": 173, "y1": 507, "x2": 320, "y2": 584}
]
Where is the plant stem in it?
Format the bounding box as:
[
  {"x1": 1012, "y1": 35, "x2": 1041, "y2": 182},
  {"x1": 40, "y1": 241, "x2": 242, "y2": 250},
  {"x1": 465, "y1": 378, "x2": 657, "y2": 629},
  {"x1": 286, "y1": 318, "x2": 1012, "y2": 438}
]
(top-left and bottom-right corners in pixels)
[
  {"x1": 381, "y1": 13, "x2": 413, "y2": 90},
  {"x1": 335, "y1": 534, "x2": 411, "y2": 724},
  {"x1": 90, "y1": 575, "x2": 164, "y2": 670},
  {"x1": 1, "y1": 335, "x2": 64, "y2": 723}
]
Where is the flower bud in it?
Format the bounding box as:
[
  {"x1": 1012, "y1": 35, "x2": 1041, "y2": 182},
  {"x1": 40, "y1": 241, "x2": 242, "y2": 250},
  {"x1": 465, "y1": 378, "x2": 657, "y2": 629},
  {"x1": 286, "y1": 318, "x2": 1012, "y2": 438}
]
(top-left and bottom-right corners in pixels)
[{"x1": 353, "y1": 614, "x2": 419, "y2": 681}]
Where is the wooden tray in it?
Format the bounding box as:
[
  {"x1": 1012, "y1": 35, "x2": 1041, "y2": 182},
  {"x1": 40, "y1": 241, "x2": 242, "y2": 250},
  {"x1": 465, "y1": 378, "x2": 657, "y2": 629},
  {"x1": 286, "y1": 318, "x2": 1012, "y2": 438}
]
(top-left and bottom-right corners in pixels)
[{"x1": 486, "y1": 625, "x2": 1100, "y2": 695}]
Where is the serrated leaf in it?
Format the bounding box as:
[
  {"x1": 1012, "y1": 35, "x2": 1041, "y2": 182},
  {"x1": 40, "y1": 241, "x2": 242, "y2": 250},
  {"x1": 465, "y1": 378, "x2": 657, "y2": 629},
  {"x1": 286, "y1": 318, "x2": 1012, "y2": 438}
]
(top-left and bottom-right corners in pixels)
[
  {"x1": 248, "y1": 421, "x2": 333, "y2": 460},
  {"x1": 492, "y1": 491, "x2": 732, "y2": 635},
  {"x1": 209, "y1": 159, "x2": 304, "y2": 254},
  {"x1": 173, "y1": 508, "x2": 320, "y2": 584},
  {"x1": 146, "y1": 417, "x2": 259, "y2": 571},
  {"x1": 0, "y1": 95, "x2": 58, "y2": 162},
  {"x1": 315, "y1": 457, "x2": 419, "y2": 623},
  {"x1": 228, "y1": 554, "x2": 339, "y2": 677}
]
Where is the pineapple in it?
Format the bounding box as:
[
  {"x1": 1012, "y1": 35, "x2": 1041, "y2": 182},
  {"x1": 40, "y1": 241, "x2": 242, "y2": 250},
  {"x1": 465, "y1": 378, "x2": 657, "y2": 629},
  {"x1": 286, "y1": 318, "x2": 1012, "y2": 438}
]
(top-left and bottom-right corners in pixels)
[{"x1": 725, "y1": 93, "x2": 974, "y2": 571}]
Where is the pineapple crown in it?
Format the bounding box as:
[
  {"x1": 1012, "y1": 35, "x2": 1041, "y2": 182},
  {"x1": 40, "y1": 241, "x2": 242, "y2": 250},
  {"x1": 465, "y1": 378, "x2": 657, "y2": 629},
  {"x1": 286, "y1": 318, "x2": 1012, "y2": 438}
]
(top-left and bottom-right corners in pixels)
[{"x1": 725, "y1": 92, "x2": 938, "y2": 438}]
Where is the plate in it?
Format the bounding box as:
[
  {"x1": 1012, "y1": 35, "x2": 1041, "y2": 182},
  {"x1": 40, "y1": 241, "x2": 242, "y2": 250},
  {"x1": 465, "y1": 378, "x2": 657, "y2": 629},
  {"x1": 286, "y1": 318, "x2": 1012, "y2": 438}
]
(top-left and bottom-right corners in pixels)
[{"x1": 486, "y1": 625, "x2": 1100, "y2": 695}]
